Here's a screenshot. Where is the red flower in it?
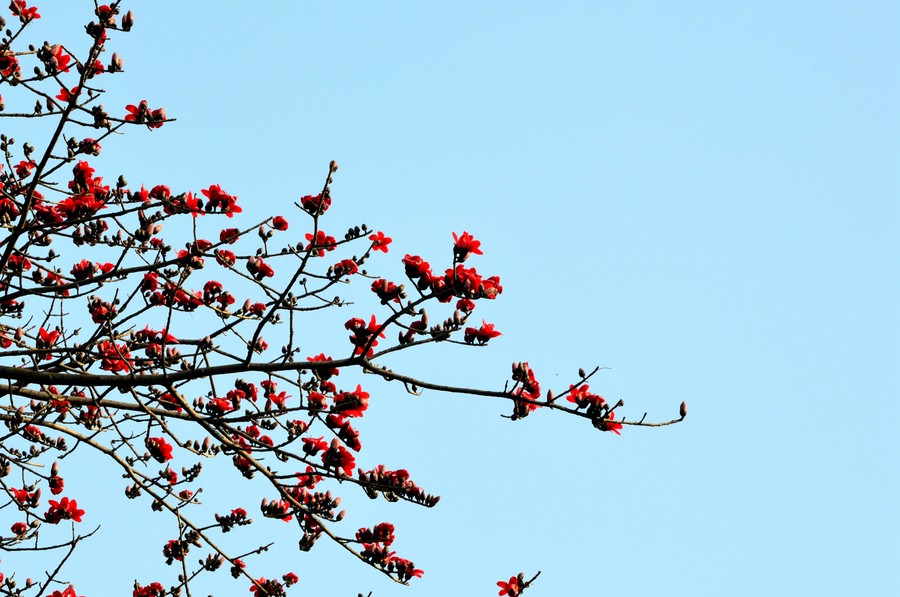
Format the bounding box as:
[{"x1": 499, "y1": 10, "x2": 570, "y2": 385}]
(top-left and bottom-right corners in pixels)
[
  {"x1": 220, "y1": 227, "x2": 240, "y2": 244},
  {"x1": 14, "y1": 160, "x2": 35, "y2": 178},
  {"x1": 301, "y1": 436, "x2": 328, "y2": 455},
  {"x1": 11, "y1": 521, "x2": 27, "y2": 535},
  {"x1": 48, "y1": 587, "x2": 81, "y2": 597},
  {"x1": 55, "y1": 86, "x2": 79, "y2": 103},
  {"x1": 267, "y1": 390, "x2": 289, "y2": 410},
  {"x1": 322, "y1": 438, "x2": 356, "y2": 476},
  {"x1": 402, "y1": 254, "x2": 431, "y2": 278},
  {"x1": 497, "y1": 576, "x2": 521, "y2": 596},
  {"x1": 300, "y1": 192, "x2": 331, "y2": 215},
  {"x1": 48, "y1": 475, "x2": 64, "y2": 495},
  {"x1": 147, "y1": 437, "x2": 173, "y2": 462},
  {"x1": 250, "y1": 577, "x2": 285, "y2": 597},
  {"x1": 304, "y1": 230, "x2": 337, "y2": 257},
  {"x1": 596, "y1": 410, "x2": 623, "y2": 435},
  {"x1": 207, "y1": 397, "x2": 234, "y2": 416},
  {"x1": 452, "y1": 231, "x2": 483, "y2": 261},
  {"x1": 282, "y1": 572, "x2": 299, "y2": 586},
  {"x1": 246, "y1": 256, "x2": 274, "y2": 280},
  {"x1": 566, "y1": 384, "x2": 606, "y2": 409},
  {"x1": 70, "y1": 259, "x2": 96, "y2": 280},
  {"x1": 50, "y1": 44, "x2": 70, "y2": 72},
  {"x1": 125, "y1": 101, "x2": 166, "y2": 129},
  {"x1": 389, "y1": 556, "x2": 424, "y2": 582},
  {"x1": 97, "y1": 340, "x2": 132, "y2": 372},
  {"x1": 332, "y1": 258, "x2": 358, "y2": 277},
  {"x1": 369, "y1": 231, "x2": 392, "y2": 253},
  {"x1": 481, "y1": 275, "x2": 503, "y2": 299},
  {"x1": 201, "y1": 184, "x2": 241, "y2": 217},
  {"x1": 215, "y1": 249, "x2": 237, "y2": 267},
  {"x1": 344, "y1": 315, "x2": 386, "y2": 357},
  {"x1": 0, "y1": 50, "x2": 19, "y2": 77},
  {"x1": 307, "y1": 353, "x2": 339, "y2": 379},
  {"x1": 45, "y1": 497, "x2": 85, "y2": 524},
  {"x1": 37, "y1": 326, "x2": 59, "y2": 349},
  {"x1": 9, "y1": 0, "x2": 39, "y2": 22},
  {"x1": 463, "y1": 320, "x2": 501, "y2": 345},
  {"x1": 371, "y1": 278, "x2": 403, "y2": 304},
  {"x1": 271, "y1": 216, "x2": 288, "y2": 231},
  {"x1": 331, "y1": 384, "x2": 369, "y2": 418},
  {"x1": 133, "y1": 582, "x2": 166, "y2": 597}
]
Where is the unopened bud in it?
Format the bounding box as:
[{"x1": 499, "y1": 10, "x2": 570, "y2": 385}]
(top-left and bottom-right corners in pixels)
[
  {"x1": 122, "y1": 10, "x2": 134, "y2": 31},
  {"x1": 679, "y1": 400, "x2": 688, "y2": 418}
]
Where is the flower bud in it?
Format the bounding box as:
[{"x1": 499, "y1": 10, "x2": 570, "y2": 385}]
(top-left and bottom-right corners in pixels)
[
  {"x1": 122, "y1": 10, "x2": 134, "y2": 31},
  {"x1": 679, "y1": 400, "x2": 688, "y2": 418}
]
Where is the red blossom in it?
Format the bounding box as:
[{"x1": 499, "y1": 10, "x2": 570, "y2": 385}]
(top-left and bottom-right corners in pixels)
[
  {"x1": 133, "y1": 582, "x2": 166, "y2": 597},
  {"x1": 207, "y1": 397, "x2": 234, "y2": 416},
  {"x1": 304, "y1": 230, "x2": 337, "y2": 257},
  {"x1": 220, "y1": 227, "x2": 240, "y2": 244},
  {"x1": 97, "y1": 340, "x2": 132, "y2": 372},
  {"x1": 452, "y1": 231, "x2": 483, "y2": 261},
  {"x1": 9, "y1": 0, "x2": 39, "y2": 22},
  {"x1": 45, "y1": 497, "x2": 85, "y2": 524},
  {"x1": 246, "y1": 256, "x2": 274, "y2": 280},
  {"x1": 596, "y1": 410, "x2": 623, "y2": 435},
  {"x1": 300, "y1": 192, "x2": 331, "y2": 215},
  {"x1": 55, "y1": 86, "x2": 79, "y2": 103},
  {"x1": 70, "y1": 259, "x2": 96, "y2": 280},
  {"x1": 322, "y1": 438, "x2": 356, "y2": 476},
  {"x1": 497, "y1": 576, "x2": 522, "y2": 596},
  {"x1": 215, "y1": 249, "x2": 237, "y2": 267},
  {"x1": 37, "y1": 326, "x2": 59, "y2": 349},
  {"x1": 249, "y1": 577, "x2": 285, "y2": 597},
  {"x1": 464, "y1": 320, "x2": 501, "y2": 345},
  {"x1": 567, "y1": 384, "x2": 606, "y2": 409},
  {"x1": 402, "y1": 254, "x2": 431, "y2": 278},
  {"x1": 0, "y1": 50, "x2": 19, "y2": 77},
  {"x1": 146, "y1": 437, "x2": 173, "y2": 462},
  {"x1": 369, "y1": 231, "x2": 392, "y2": 253},
  {"x1": 331, "y1": 384, "x2": 369, "y2": 418},
  {"x1": 201, "y1": 184, "x2": 242, "y2": 216},
  {"x1": 271, "y1": 216, "x2": 288, "y2": 231},
  {"x1": 332, "y1": 258, "x2": 358, "y2": 277},
  {"x1": 50, "y1": 44, "x2": 70, "y2": 72},
  {"x1": 14, "y1": 160, "x2": 35, "y2": 178},
  {"x1": 307, "y1": 353, "x2": 339, "y2": 379},
  {"x1": 344, "y1": 315, "x2": 386, "y2": 357}
]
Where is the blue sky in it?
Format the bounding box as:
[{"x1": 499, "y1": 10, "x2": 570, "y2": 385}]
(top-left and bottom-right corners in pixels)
[{"x1": 11, "y1": 2, "x2": 897, "y2": 595}]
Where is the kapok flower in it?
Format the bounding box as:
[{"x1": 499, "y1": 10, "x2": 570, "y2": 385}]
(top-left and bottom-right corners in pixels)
[
  {"x1": 201, "y1": 184, "x2": 241, "y2": 216},
  {"x1": 271, "y1": 216, "x2": 288, "y2": 231},
  {"x1": 322, "y1": 438, "x2": 356, "y2": 476},
  {"x1": 300, "y1": 192, "x2": 331, "y2": 215},
  {"x1": 44, "y1": 497, "x2": 85, "y2": 524},
  {"x1": 595, "y1": 410, "x2": 623, "y2": 435},
  {"x1": 9, "y1": 0, "x2": 40, "y2": 22},
  {"x1": 146, "y1": 437, "x2": 174, "y2": 462},
  {"x1": 55, "y1": 86, "x2": 79, "y2": 103},
  {"x1": 369, "y1": 231, "x2": 391, "y2": 253},
  {"x1": 249, "y1": 577, "x2": 285, "y2": 597},
  {"x1": 452, "y1": 231, "x2": 483, "y2": 261},
  {"x1": 133, "y1": 582, "x2": 166, "y2": 597},
  {"x1": 497, "y1": 576, "x2": 521, "y2": 596},
  {"x1": 464, "y1": 321, "x2": 501, "y2": 345}
]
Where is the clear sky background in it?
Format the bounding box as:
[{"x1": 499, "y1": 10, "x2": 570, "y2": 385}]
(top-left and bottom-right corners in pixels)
[{"x1": 11, "y1": 2, "x2": 897, "y2": 596}]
